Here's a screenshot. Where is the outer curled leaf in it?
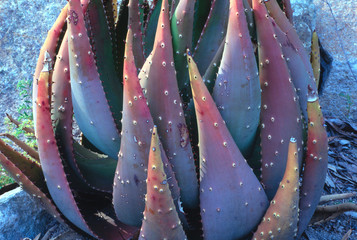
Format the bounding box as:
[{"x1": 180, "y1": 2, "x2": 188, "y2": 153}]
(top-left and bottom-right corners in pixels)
[{"x1": 297, "y1": 91, "x2": 328, "y2": 238}]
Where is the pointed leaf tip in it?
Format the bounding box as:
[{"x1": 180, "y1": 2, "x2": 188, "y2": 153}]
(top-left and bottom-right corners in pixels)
[
  {"x1": 297, "y1": 95, "x2": 328, "y2": 237},
  {"x1": 188, "y1": 56, "x2": 268, "y2": 240},
  {"x1": 253, "y1": 138, "x2": 300, "y2": 239},
  {"x1": 253, "y1": 0, "x2": 303, "y2": 200},
  {"x1": 113, "y1": 26, "x2": 153, "y2": 226},
  {"x1": 212, "y1": 0, "x2": 260, "y2": 157},
  {"x1": 139, "y1": 127, "x2": 187, "y2": 240},
  {"x1": 138, "y1": 0, "x2": 199, "y2": 209}
]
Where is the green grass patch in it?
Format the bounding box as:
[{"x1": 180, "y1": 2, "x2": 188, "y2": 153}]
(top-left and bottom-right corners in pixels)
[
  {"x1": 0, "y1": 166, "x2": 15, "y2": 189},
  {"x1": 1, "y1": 78, "x2": 35, "y2": 189}
]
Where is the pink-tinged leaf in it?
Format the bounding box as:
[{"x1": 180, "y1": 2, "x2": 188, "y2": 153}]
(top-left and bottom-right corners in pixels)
[
  {"x1": 188, "y1": 53, "x2": 268, "y2": 240},
  {"x1": 33, "y1": 3, "x2": 68, "y2": 131},
  {"x1": 297, "y1": 90, "x2": 328, "y2": 238},
  {"x1": 35, "y1": 53, "x2": 97, "y2": 237},
  {"x1": 253, "y1": 138, "x2": 300, "y2": 239},
  {"x1": 85, "y1": 0, "x2": 124, "y2": 128},
  {"x1": 113, "y1": 28, "x2": 155, "y2": 227},
  {"x1": 128, "y1": 0, "x2": 145, "y2": 70},
  {"x1": 138, "y1": 0, "x2": 199, "y2": 209},
  {"x1": 265, "y1": 0, "x2": 316, "y2": 91},
  {"x1": 0, "y1": 153, "x2": 64, "y2": 224},
  {"x1": 212, "y1": 0, "x2": 261, "y2": 158},
  {"x1": 139, "y1": 127, "x2": 187, "y2": 240},
  {"x1": 36, "y1": 52, "x2": 137, "y2": 239},
  {"x1": 52, "y1": 32, "x2": 117, "y2": 193},
  {"x1": 253, "y1": 0, "x2": 303, "y2": 200},
  {"x1": 67, "y1": 0, "x2": 121, "y2": 159},
  {"x1": 272, "y1": 21, "x2": 310, "y2": 120},
  {"x1": 114, "y1": 29, "x2": 186, "y2": 227},
  {"x1": 282, "y1": 0, "x2": 294, "y2": 24},
  {"x1": 243, "y1": 0, "x2": 256, "y2": 41},
  {"x1": 51, "y1": 30, "x2": 78, "y2": 178}
]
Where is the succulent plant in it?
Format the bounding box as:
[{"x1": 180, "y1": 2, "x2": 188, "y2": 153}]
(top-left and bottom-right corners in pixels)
[{"x1": 0, "y1": 0, "x2": 329, "y2": 239}]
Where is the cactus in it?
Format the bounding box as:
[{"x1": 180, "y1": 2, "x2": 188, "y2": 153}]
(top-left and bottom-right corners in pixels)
[{"x1": 0, "y1": 0, "x2": 331, "y2": 239}]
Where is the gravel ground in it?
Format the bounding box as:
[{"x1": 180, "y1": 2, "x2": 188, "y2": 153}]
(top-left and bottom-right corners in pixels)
[{"x1": 313, "y1": 0, "x2": 357, "y2": 122}]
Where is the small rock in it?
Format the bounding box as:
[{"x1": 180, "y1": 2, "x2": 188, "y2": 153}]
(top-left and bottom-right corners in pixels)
[
  {"x1": 0, "y1": 187, "x2": 55, "y2": 239},
  {"x1": 339, "y1": 139, "x2": 350, "y2": 146},
  {"x1": 0, "y1": 187, "x2": 85, "y2": 240},
  {"x1": 344, "y1": 211, "x2": 357, "y2": 220},
  {"x1": 291, "y1": 0, "x2": 317, "y2": 51}
]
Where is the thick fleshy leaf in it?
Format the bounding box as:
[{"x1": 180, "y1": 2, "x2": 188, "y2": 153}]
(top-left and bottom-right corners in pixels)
[
  {"x1": 85, "y1": 0, "x2": 123, "y2": 129},
  {"x1": 188, "y1": 53, "x2": 268, "y2": 240},
  {"x1": 184, "y1": 37, "x2": 225, "y2": 159},
  {"x1": 192, "y1": 0, "x2": 211, "y2": 48},
  {"x1": 113, "y1": 28, "x2": 155, "y2": 227},
  {"x1": 253, "y1": 0, "x2": 303, "y2": 200},
  {"x1": 33, "y1": 3, "x2": 68, "y2": 131},
  {"x1": 243, "y1": 0, "x2": 256, "y2": 41},
  {"x1": 297, "y1": 91, "x2": 328, "y2": 238},
  {"x1": 113, "y1": 0, "x2": 129, "y2": 77},
  {"x1": 281, "y1": 0, "x2": 293, "y2": 24},
  {"x1": 138, "y1": 127, "x2": 187, "y2": 240},
  {"x1": 143, "y1": 0, "x2": 161, "y2": 57},
  {"x1": 139, "y1": 0, "x2": 199, "y2": 209},
  {"x1": 128, "y1": 0, "x2": 145, "y2": 70},
  {"x1": 0, "y1": 139, "x2": 44, "y2": 189},
  {"x1": 114, "y1": 29, "x2": 185, "y2": 227},
  {"x1": 52, "y1": 31, "x2": 82, "y2": 181},
  {"x1": 73, "y1": 142, "x2": 116, "y2": 192},
  {"x1": 193, "y1": 0, "x2": 229, "y2": 74},
  {"x1": 272, "y1": 19, "x2": 309, "y2": 120},
  {"x1": 52, "y1": 32, "x2": 116, "y2": 193},
  {"x1": 311, "y1": 31, "x2": 321, "y2": 88},
  {"x1": 202, "y1": 37, "x2": 225, "y2": 93},
  {"x1": 265, "y1": 0, "x2": 316, "y2": 91},
  {"x1": 35, "y1": 54, "x2": 97, "y2": 237},
  {"x1": 143, "y1": 0, "x2": 174, "y2": 56},
  {"x1": 36, "y1": 52, "x2": 137, "y2": 239},
  {"x1": 134, "y1": 0, "x2": 148, "y2": 33},
  {"x1": 212, "y1": 0, "x2": 261, "y2": 158},
  {"x1": 171, "y1": 0, "x2": 195, "y2": 101},
  {"x1": 0, "y1": 153, "x2": 64, "y2": 224},
  {"x1": 253, "y1": 138, "x2": 300, "y2": 239},
  {"x1": 67, "y1": 0, "x2": 120, "y2": 159},
  {"x1": 102, "y1": 0, "x2": 117, "y2": 36}
]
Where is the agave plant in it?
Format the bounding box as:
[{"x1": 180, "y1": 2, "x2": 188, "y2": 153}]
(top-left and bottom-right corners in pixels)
[{"x1": 0, "y1": 0, "x2": 329, "y2": 239}]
